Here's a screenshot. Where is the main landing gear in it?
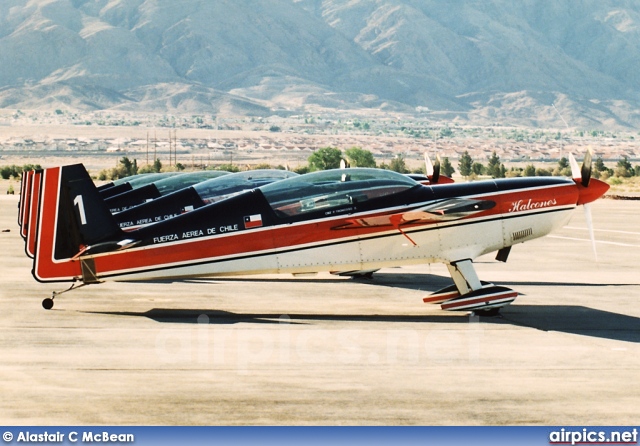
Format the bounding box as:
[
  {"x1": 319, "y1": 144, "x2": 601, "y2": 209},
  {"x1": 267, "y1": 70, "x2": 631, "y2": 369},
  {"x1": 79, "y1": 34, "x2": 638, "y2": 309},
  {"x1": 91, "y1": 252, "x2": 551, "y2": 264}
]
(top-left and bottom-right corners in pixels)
[{"x1": 423, "y1": 259, "x2": 518, "y2": 315}]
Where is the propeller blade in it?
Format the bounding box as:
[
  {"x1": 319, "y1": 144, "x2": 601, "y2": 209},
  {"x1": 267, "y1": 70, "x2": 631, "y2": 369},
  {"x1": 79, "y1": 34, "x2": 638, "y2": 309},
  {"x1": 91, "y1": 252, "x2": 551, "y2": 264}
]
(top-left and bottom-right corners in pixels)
[
  {"x1": 569, "y1": 152, "x2": 581, "y2": 180},
  {"x1": 584, "y1": 203, "x2": 598, "y2": 262},
  {"x1": 581, "y1": 148, "x2": 592, "y2": 187},
  {"x1": 425, "y1": 153, "x2": 434, "y2": 177},
  {"x1": 432, "y1": 154, "x2": 441, "y2": 184}
]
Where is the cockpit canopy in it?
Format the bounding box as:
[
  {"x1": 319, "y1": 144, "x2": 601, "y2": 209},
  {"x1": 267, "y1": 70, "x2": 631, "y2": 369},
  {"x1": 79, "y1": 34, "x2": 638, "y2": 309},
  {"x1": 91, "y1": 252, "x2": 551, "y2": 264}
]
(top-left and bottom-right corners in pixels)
[
  {"x1": 193, "y1": 169, "x2": 298, "y2": 203},
  {"x1": 260, "y1": 168, "x2": 419, "y2": 217},
  {"x1": 152, "y1": 171, "x2": 231, "y2": 195}
]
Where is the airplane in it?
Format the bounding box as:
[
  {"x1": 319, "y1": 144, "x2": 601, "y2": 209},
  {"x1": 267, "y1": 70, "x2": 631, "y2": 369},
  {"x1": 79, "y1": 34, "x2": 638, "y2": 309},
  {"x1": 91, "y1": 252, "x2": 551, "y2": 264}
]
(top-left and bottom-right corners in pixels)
[
  {"x1": 98, "y1": 171, "x2": 182, "y2": 199},
  {"x1": 114, "y1": 169, "x2": 298, "y2": 230},
  {"x1": 30, "y1": 152, "x2": 608, "y2": 314},
  {"x1": 19, "y1": 152, "x2": 445, "y2": 239},
  {"x1": 19, "y1": 168, "x2": 294, "y2": 255},
  {"x1": 104, "y1": 170, "x2": 231, "y2": 213}
]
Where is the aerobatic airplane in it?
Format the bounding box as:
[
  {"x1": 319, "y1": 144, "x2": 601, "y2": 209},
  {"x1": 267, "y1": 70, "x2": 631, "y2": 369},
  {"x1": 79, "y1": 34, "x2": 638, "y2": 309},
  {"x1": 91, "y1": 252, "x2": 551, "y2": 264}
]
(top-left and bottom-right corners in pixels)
[
  {"x1": 114, "y1": 169, "x2": 298, "y2": 230},
  {"x1": 18, "y1": 155, "x2": 448, "y2": 251},
  {"x1": 28, "y1": 151, "x2": 608, "y2": 314},
  {"x1": 104, "y1": 170, "x2": 230, "y2": 213}
]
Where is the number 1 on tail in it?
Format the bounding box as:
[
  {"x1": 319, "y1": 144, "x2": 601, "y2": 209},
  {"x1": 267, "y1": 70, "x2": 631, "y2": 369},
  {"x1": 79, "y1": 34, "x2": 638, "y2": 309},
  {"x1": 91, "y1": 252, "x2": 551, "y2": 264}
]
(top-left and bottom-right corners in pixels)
[{"x1": 74, "y1": 195, "x2": 87, "y2": 225}]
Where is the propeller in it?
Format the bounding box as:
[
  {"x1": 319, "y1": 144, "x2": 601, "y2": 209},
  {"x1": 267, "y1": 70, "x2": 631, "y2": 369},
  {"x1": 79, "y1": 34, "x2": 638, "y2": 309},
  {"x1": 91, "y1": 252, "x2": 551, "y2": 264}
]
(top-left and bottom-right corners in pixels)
[
  {"x1": 569, "y1": 149, "x2": 598, "y2": 261},
  {"x1": 569, "y1": 148, "x2": 592, "y2": 187},
  {"x1": 425, "y1": 153, "x2": 440, "y2": 183}
]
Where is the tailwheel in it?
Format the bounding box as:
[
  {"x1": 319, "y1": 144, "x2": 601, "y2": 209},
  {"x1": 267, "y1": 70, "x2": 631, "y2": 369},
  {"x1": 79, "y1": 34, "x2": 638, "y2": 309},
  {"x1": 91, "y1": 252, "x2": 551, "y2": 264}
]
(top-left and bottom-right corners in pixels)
[{"x1": 42, "y1": 282, "x2": 88, "y2": 310}]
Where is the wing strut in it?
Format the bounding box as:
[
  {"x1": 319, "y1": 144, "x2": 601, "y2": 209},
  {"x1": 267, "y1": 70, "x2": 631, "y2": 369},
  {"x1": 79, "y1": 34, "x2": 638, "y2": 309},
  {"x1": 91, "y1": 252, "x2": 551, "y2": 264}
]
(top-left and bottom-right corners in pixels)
[{"x1": 446, "y1": 259, "x2": 483, "y2": 295}]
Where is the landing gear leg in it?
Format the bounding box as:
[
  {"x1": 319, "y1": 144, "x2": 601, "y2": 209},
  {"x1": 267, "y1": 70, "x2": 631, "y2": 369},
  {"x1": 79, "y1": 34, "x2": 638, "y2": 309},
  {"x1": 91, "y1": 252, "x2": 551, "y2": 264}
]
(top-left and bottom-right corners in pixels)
[
  {"x1": 431, "y1": 259, "x2": 517, "y2": 312},
  {"x1": 42, "y1": 282, "x2": 88, "y2": 311}
]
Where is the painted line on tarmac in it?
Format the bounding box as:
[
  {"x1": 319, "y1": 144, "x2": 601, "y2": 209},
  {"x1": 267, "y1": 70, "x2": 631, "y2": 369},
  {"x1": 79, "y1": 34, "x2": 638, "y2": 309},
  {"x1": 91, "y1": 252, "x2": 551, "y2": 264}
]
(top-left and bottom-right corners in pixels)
[
  {"x1": 564, "y1": 226, "x2": 640, "y2": 236},
  {"x1": 549, "y1": 235, "x2": 640, "y2": 247}
]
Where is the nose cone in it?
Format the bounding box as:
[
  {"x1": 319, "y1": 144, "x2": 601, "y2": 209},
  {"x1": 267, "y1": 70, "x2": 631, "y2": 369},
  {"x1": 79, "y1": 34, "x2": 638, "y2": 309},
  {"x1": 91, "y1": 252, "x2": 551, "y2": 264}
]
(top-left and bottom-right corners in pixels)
[{"x1": 576, "y1": 178, "x2": 610, "y2": 205}]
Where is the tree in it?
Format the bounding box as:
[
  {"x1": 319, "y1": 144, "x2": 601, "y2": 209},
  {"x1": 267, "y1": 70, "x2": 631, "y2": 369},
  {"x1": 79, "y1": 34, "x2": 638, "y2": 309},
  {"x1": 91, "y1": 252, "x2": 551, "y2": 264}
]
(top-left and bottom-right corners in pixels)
[
  {"x1": 594, "y1": 157, "x2": 607, "y2": 172},
  {"x1": 472, "y1": 162, "x2": 485, "y2": 176},
  {"x1": 308, "y1": 147, "x2": 343, "y2": 171},
  {"x1": 536, "y1": 168, "x2": 553, "y2": 176},
  {"x1": 553, "y1": 157, "x2": 571, "y2": 176},
  {"x1": 458, "y1": 151, "x2": 473, "y2": 177},
  {"x1": 389, "y1": 154, "x2": 409, "y2": 173},
  {"x1": 614, "y1": 156, "x2": 634, "y2": 177},
  {"x1": 441, "y1": 157, "x2": 455, "y2": 177},
  {"x1": 293, "y1": 165, "x2": 310, "y2": 174},
  {"x1": 524, "y1": 164, "x2": 537, "y2": 177},
  {"x1": 118, "y1": 157, "x2": 137, "y2": 177},
  {"x1": 439, "y1": 127, "x2": 453, "y2": 138},
  {"x1": 153, "y1": 158, "x2": 162, "y2": 173},
  {"x1": 345, "y1": 147, "x2": 376, "y2": 168},
  {"x1": 486, "y1": 152, "x2": 503, "y2": 178},
  {"x1": 216, "y1": 164, "x2": 241, "y2": 173}
]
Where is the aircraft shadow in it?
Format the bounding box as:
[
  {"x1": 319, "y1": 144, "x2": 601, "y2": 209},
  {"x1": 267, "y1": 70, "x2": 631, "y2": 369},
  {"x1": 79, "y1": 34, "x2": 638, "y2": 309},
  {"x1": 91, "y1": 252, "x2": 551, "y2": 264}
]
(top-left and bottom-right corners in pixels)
[
  {"x1": 138, "y1": 273, "x2": 637, "y2": 293},
  {"x1": 88, "y1": 305, "x2": 640, "y2": 343},
  {"x1": 132, "y1": 272, "x2": 453, "y2": 293},
  {"x1": 500, "y1": 305, "x2": 640, "y2": 343}
]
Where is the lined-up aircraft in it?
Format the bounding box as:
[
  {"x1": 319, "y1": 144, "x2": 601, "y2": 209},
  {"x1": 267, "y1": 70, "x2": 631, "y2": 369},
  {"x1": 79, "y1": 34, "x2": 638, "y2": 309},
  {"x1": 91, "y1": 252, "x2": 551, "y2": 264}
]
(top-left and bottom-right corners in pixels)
[
  {"x1": 29, "y1": 152, "x2": 608, "y2": 314},
  {"x1": 104, "y1": 170, "x2": 230, "y2": 213},
  {"x1": 18, "y1": 169, "x2": 295, "y2": 256},
  {"x1": 114, "y1": 169, "x2": 298, "y2": 230},
  {"x1": 98, "y1": 172, "x2": 181, "y2": 199}
]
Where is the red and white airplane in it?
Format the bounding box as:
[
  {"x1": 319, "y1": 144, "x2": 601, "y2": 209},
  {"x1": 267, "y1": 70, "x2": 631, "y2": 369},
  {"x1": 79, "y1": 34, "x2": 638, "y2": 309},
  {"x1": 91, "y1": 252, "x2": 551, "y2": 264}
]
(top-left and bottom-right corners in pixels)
[{"x1": 28, "y1": 153, "x2": 608, "y2": 314}]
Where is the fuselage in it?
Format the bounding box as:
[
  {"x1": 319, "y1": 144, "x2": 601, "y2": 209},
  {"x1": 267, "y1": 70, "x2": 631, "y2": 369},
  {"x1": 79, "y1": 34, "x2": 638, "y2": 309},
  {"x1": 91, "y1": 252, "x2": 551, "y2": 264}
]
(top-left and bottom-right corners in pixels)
[{"x1": 44, "y1": 173, "x2": 583, "y2": 283}]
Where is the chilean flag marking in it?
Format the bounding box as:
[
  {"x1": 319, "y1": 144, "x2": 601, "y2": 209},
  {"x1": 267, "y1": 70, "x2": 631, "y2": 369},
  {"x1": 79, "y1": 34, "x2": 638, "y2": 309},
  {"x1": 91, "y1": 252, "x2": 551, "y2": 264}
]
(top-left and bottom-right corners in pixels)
[{"x1": 244, "y1": 214, "x2": 263, "y2": 229}]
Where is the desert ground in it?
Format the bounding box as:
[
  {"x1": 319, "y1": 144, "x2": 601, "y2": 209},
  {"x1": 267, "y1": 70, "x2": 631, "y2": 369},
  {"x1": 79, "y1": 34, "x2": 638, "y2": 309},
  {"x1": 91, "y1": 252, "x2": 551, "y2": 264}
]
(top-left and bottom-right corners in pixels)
[{"x1": 0, "y1": 188, "x2": 638, "y2": 425}]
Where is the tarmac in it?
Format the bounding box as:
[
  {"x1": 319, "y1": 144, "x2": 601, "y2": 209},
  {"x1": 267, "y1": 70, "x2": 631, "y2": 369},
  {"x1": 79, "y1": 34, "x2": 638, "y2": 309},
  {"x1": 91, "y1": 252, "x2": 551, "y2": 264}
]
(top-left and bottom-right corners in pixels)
[{"x1": 0, "y1": 194, "x2": 638, "y2": 425}]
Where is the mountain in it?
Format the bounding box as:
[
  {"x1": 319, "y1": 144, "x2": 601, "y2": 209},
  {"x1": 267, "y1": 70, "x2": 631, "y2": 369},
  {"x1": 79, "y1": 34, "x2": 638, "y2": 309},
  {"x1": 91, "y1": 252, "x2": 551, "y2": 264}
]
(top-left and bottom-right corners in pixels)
[{"x1": 0, "y1": 0, "x2": 639, "y2": 129}]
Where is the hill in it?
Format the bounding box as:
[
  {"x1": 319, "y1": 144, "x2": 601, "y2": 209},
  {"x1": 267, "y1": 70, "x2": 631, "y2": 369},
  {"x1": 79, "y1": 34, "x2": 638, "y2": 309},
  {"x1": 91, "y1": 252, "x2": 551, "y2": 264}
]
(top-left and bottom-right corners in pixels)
[{"x1": 0, "y1": 0, "x2": 639, "y2": 129}]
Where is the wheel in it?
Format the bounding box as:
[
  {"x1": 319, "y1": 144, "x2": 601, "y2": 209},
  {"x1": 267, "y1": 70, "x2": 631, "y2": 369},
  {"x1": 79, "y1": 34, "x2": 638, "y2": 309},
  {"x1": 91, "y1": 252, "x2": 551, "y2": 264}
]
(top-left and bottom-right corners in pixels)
[
  {"x1": 474, "y1": 307, "x2": 501, "y2": 317},
  {"x1": 42, "y1": 298, "x2": 54, "y2": 310}
]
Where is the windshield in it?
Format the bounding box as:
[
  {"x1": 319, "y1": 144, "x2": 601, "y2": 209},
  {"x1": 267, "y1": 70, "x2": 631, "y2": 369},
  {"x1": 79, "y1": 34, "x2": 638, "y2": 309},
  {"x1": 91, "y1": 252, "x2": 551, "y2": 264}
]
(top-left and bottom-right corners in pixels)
[
  {"x1": 194, "y1": 170, "x2": 298, "y2": 203},
  {"x1": 125, "y1": 172, "x2": 182, "y2": 188},
  {"x1": 153, "y1": 171, "x2": 230, "y2": 195},
  {"x1": 260, "y1": 168, "x2": 418, "y2": 217}
]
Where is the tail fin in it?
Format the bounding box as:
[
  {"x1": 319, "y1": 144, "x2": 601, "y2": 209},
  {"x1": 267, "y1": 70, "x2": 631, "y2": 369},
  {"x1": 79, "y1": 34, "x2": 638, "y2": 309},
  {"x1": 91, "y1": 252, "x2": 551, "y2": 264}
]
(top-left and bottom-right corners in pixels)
[
  {"x1": 25, "y1": 170, "x2": 43, "y2": 258},
  {"x1": 33, "y1": 164, "x2": 125, "y2": 282},
  {"x1": 18, "y1": 169, "x2": 35, "y2": 237}
]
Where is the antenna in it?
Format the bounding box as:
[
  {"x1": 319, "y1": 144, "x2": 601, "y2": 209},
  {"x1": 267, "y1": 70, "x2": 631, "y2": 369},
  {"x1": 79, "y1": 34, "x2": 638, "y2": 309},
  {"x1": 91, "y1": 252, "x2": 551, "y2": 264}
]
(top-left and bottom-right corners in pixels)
[{"x1": 552, "y1": 103, "x2": 570, "y2": 131}]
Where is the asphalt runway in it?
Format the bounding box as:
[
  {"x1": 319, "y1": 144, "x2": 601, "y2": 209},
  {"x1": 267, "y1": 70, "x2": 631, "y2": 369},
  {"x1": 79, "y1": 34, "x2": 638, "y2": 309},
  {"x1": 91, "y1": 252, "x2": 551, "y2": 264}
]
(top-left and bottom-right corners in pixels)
[{"x1": 1, "y1": 195, "x2": 639, "y2": 425}]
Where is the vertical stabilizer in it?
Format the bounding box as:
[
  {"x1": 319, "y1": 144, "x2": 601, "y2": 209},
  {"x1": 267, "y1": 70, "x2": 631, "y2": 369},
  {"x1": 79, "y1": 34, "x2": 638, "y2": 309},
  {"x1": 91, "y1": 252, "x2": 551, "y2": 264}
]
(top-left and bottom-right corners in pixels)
[{"x1": 33, "y1": 164, "x2": 124, "y2": 282}]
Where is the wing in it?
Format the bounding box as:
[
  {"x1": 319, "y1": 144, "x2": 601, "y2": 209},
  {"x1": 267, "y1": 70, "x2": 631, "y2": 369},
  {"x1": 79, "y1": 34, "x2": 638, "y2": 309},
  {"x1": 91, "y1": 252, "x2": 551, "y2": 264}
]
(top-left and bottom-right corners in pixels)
[{"x1": 333, "y1": 198, "x2": 496, "y2": 229}]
